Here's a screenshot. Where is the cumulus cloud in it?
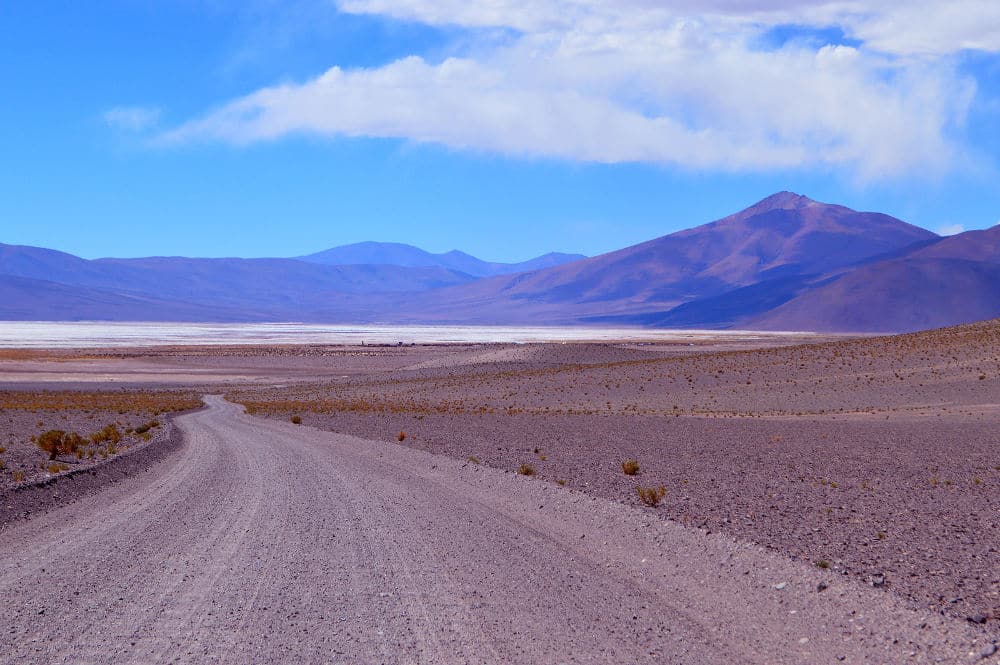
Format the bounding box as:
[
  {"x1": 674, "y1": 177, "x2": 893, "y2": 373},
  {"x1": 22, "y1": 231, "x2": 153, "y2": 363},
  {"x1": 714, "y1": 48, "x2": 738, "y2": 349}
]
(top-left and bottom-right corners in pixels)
[
  {"x1": 161, "y1": 0, "x2": 997, "y2": 179},
  {"x1": 104, "y1": 106, "x2": 161, "y2": 132}
]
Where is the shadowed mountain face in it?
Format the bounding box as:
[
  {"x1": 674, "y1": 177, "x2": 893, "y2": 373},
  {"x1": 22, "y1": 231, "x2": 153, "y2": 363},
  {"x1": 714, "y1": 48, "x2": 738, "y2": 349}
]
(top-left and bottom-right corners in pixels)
[
  {"x1": 299, "y1": 241, "x2": 586, "y2": 277},
  {"x1": 4, "y1": 193, "x2": 997, "y2": 333},
  {"x1": 751, "y1": 225, "x2": 1000, "y2": 332}
]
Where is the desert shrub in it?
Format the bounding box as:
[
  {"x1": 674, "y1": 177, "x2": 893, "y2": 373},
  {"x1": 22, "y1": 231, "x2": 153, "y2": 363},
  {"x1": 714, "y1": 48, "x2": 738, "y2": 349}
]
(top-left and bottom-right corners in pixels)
[
  {"x1": 91, "y1": 424, "x2": 122, "y2": 446},
  {"x1": 37, "y1": 430, "x2": 67, "y2": 460},
  {"x1": 290, "y1": 415, "x2": 302, "y2": 425},
  {"x1": 637, "y1": 485, "x2": 666, "y2": 507},
  {"x1": 134, "y1": 420, "x2": 160, "y2": 434},
  {"x1": 518, "y1": 463, "x2": 536, "y2": 476},
  {"x1": 467, "y1": 456, "x2": 480, "y2": 464},
  {"x1": 12, "y1": 470, "x2": 25, "y2": 483},
  {"x1": 815, "y1": 559, "x2": 831, "y2": 569},
  {"x1": 397, "y1": 431, "x2": 407, "y2": 442},
  {"x1": 621, "y1": 459, "x2": 640, "y2": 476},
  {"x1": 35, "y1": 432, "x2": 88, "y2": 461}
]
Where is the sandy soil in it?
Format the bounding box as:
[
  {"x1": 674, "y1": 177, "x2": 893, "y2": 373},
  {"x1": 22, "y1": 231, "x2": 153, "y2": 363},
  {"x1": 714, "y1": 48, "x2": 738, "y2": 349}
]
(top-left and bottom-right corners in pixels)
[{"x1": 0, "y1": 397, "x2": 992, "y2": 664}]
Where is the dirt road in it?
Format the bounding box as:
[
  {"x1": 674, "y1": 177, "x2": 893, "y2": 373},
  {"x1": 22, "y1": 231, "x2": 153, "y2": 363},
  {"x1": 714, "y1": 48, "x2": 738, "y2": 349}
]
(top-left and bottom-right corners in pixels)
[{"x1": 0, "y1": 396, "x2": 992, "y2": 664}]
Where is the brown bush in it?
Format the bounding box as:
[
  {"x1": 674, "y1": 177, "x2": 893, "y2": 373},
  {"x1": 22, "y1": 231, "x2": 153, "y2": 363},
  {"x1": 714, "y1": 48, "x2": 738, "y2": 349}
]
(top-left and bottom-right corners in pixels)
[
  {"x1": 37, "y1": 430, "x2": 66, "y2": 460},
  {"x1": 637, "y1": 486, "x2": 666, "y2": 507},
  {"x1": 38, "y1": 429, "x2": 90, "y2": 460},
  {"x1": 621, "y1": 459, "x2": 640, "y2": 476},
  {"x1": 90, "y1": 424, "x2": 122, "y2": 446}
]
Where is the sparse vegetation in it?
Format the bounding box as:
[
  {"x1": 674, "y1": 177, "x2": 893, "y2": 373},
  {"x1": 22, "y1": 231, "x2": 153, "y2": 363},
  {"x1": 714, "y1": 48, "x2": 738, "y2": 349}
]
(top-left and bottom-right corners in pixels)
[
  {"x1": 621, "y1": 459, "x2": 640, "y2": 476},
  {"x1": 397, "y1": 430, "x2": 407, "y2": 442},
  {"x1": 134, "y1": 420, "x2": 160, "y2": 434},
  {"x1": 90, "y1": 424, "x2": 122, "y2": 446},
  {"x1": 36, "y1": 430, "x2": 85, "y2": 461},
  {"x1": 290, "y1": 415, "x2": 302, "y2": 424},
  {"x1": 637, "y1": 485, "x2": 666, "y2": 507},
  {"x1": 0, "y1": 391, "x2": 200, "y2": 414},
  {"x1": 816, "y1": 559, "x2": 831, "y2": 569},
  {"x1": 518, "y1": 463, "x2": 536, "y2": 476}
]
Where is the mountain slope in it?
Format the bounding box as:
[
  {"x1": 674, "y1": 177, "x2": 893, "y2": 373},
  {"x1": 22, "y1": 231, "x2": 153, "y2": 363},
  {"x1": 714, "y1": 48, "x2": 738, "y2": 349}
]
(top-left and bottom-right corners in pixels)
[
  {"x1": 402, "y1": 192, "x2": 938, "y2": 323},
  {"x1": 7, "y1": 194, "x2": 991, "y2": 333},
  {"x1": 751, "y1": 225, "x2": 1000, "y2": 332},
  {"x1": 0, "y1": 274, "x2": 261, "y2": 321},
  {"x1": 0, "y1": 244, "x2": 477, "y2": 315},
  {"x1": 299, "y1": 241, "x2": 586, "y2": 277}
]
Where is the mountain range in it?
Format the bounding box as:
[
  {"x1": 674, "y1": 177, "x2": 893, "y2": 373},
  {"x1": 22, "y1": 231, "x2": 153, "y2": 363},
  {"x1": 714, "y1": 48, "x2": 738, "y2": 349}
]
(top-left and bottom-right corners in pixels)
[
  {"x1": 300, "y1": 242, "x2": 585, "y2": 277},
  {"x1": 2, "y1": 192, "x2": 998, "y2": 332}
]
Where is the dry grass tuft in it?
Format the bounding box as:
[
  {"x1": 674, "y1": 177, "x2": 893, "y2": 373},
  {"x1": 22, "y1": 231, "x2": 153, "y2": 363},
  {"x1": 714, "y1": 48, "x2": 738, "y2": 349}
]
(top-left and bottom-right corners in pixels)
[
  {"x1": 45, "y1": 462, "x2": 70, "y2": 474},
  {"x1": 290, "y1": 415, "x2": 302, "y2": 425},
  {"x1": 621, "y1": 459, "x2": 640, "y2": 476},
  {"x1": 36, "y1": 430, "x2": 86, "y2": 461},
  {"x1": 397, "y1": 430, "x2": 407, "y2": 442},
  {"x1": 518, "y1": 463, "x2": 536, "y2": 476},
  {"x1": 637, "y1": 485, "x2": 666, "y2": 507}
]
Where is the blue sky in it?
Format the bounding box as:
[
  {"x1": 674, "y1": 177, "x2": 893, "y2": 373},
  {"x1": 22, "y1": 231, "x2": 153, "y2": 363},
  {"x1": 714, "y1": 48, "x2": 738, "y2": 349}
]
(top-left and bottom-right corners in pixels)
[{"x1": 1, "y1": 1, "x2": 999, "y2": 262}]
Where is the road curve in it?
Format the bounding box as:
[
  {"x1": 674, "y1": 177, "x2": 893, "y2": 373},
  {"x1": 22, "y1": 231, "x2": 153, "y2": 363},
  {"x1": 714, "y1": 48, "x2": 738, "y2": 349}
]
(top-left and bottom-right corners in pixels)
[{"x1": 0, "y1": 396, "x2": 989, "y2": 664}]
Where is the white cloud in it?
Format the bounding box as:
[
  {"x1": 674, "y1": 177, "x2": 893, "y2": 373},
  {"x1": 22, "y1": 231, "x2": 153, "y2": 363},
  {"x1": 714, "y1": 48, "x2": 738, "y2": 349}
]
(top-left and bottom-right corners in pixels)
[
  {"x1": 339, "y1": 0, "x2": 1000, "y2": 56},
  {"x1": 161, "y1": 0, "x2": 995, "y2": 179},
  {"x1": 104, "y1": 106, "x2": 161, "y2": 132},
  {"x1": 936, "y1": 223, "x2": 966, "y2": 236}
]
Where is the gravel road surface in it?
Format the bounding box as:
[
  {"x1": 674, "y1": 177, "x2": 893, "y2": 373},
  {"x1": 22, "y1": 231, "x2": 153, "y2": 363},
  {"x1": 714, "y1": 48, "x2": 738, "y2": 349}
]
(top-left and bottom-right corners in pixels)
[{"x1": 0, "y1": 396, "x2": 992, "y2": 664}]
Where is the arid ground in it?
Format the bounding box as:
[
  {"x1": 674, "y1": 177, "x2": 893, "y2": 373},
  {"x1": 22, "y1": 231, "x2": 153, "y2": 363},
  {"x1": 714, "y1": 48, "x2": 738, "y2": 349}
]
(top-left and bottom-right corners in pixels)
[{"x1": 0, "y1": 325, "x2": 998, "y2": 662}]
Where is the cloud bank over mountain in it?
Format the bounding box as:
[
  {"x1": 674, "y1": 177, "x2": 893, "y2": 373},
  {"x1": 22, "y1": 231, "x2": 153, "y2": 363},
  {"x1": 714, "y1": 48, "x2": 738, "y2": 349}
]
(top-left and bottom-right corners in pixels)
[{"x1": 163, "y1": 0, "x2": 996, "y2": 180}]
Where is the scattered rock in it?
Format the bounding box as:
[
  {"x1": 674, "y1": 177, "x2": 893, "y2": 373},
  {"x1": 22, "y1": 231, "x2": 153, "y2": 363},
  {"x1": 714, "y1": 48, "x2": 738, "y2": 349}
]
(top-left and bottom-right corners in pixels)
[
  {"x1": 817, "y1": 582, "x2": 829, "y2": 592},
  {"x1": 967, "y1": 613, "x2": 988, "y2": 625},
  {"x1": 869, "y1": 573, "x2": 886, "y2": 588},
  {"x1": 773, "y1": 582, "x2": 787, "y2": 590},
  {"x1": 979, "y1": 643, "x2": 997, "y2": 658}
]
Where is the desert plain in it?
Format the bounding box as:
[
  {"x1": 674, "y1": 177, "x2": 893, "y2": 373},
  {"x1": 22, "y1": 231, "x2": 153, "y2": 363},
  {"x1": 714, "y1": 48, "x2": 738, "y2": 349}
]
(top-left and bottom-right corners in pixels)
[{"x1": 0, "y1": 322, "x2": 998, "y2": 663}]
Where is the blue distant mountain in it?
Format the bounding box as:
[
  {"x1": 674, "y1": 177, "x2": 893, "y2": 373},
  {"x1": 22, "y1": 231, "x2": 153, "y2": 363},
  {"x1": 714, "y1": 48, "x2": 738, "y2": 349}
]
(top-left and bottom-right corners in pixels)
[
  {"x1": 299, "y1": 242, "x2": 586, "y2": 277},
  {"x1": 3, "y1": 194, "x2": 999, "y2": 332}
]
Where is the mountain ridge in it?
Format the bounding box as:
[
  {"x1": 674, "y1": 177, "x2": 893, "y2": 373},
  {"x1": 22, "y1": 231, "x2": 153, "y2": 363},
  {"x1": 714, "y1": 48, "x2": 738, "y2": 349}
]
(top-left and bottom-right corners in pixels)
[
  {"x1": 3, "y1": 193, "x2": 998, "y2": 333},
  {"x1": 299, "y1": 241, "x2": 586, "y2": 277}
]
